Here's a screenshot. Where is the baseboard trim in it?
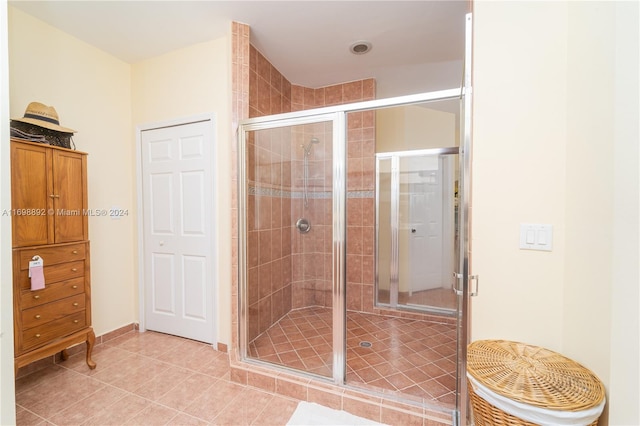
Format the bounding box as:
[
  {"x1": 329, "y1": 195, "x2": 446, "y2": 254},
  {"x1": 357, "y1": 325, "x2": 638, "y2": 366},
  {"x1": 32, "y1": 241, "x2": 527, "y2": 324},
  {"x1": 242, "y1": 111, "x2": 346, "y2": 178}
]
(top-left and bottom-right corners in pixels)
[
  {"x1": 15, "y1": 323, "x2": 138, "y2": 378},
  {"x1": 15, "y1": 324, "x2": 229, "y2": 378}
]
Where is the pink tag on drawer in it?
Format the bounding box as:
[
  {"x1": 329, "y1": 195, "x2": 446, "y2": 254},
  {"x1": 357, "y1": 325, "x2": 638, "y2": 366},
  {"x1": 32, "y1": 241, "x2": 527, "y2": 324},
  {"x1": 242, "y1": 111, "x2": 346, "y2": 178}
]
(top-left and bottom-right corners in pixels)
[{"x1": 29, "y1": 257, "x2": 45, "y2": 291}]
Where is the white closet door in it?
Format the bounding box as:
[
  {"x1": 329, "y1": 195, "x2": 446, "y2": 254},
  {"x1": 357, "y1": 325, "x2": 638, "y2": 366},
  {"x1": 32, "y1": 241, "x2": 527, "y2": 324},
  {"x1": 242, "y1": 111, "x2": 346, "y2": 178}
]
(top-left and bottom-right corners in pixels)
[{"x1": 141, "y1": 120, "x2": 215, "y2": 344}]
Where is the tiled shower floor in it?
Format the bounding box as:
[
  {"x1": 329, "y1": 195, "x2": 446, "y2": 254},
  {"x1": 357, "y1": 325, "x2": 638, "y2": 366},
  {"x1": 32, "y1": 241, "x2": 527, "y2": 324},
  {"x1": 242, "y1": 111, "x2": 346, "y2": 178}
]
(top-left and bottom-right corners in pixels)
[{"x1": 248, "y1": 307, "x2": 457, "y2": 408}]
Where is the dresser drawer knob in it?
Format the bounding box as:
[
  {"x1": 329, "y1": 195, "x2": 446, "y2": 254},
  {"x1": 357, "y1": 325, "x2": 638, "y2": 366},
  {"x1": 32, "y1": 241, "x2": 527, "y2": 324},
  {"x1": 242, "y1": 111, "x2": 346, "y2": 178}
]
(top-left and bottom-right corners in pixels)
[
  {"x1": 73, "y1": 320, "x2": 79, "y2": 324},
  {"x1": 33, "y1": 295, "x2": 40, "y2": 300},
  {"x1": 71, "y1": 268, "x2": 78, "y2": 272},
  {"x1": 35, "y1": 334, "x2": 41, "y2": 338},
  {"x1": 73, "y1": 302, "x2": 79, "y2": 307},
  {"x1": 72, "y1": 285, "x2": 78, "y2": 289},
  {"x1": 35, "y1": 314, "x2": 41, "y2": 319},
  {"x1": 72, "y1": 250, "x2": 79, "y2": 254}
]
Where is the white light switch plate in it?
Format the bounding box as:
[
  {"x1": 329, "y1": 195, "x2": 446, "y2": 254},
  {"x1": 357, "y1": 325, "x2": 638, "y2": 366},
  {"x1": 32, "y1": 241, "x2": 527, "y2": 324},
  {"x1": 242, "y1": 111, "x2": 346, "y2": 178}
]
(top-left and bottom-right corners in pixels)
[{"x1": 519, "y1": 223, "x2": 553, "y2": 251}]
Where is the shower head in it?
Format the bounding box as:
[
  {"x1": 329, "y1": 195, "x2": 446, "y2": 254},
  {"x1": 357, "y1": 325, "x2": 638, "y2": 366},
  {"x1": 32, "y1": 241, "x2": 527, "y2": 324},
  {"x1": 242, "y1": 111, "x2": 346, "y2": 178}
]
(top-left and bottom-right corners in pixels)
[{"x1": 302, "y1": 137, "x2": 320, "y2": 155}]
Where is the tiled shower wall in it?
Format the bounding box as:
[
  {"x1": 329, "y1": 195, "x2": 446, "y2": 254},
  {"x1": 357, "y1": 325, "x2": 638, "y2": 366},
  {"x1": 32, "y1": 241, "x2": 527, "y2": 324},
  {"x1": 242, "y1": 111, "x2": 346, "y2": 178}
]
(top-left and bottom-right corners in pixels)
[
  {"x1": 242, "y1": 37, "x2": 377, "y2": 340},
  {"x1": 246, "y1": 128, "x2": 294, "y2": 341},
  {"x1": 290, "y1": 83, "x2": 377, "y2": 315},
  {"x1": 246, "y1": 47, "x2": 295, "y2": 340},
  {"x1": 290, "y1": 122, "x2": 333, "y2": 310},
  {"x1": 249, "y1": 46, "x2": 292, "y2": 117},
  {"x1": 230, "y1": 21, "x2": 249, "y2": 353}
]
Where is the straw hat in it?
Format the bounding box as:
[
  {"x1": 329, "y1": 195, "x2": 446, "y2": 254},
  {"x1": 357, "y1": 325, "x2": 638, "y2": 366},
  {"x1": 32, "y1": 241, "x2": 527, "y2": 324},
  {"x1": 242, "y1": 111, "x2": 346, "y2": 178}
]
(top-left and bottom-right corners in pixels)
[{"x1": 12, "y1": 102, "x2": 76, "y2": 133}]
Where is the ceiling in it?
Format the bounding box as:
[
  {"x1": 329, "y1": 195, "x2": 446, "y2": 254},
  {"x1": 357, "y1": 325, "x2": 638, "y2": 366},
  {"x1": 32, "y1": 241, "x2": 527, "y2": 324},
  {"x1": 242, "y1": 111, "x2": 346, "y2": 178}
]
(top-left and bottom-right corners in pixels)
[{"x1": 9, "y1": 0, "x2": 469, "y2": 99}]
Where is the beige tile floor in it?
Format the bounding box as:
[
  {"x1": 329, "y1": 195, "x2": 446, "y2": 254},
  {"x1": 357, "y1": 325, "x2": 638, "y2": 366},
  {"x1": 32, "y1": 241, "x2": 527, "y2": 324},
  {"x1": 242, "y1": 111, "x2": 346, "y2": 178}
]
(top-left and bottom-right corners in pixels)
[{"x1": 15, "y1": 331, "x2": 301, "y2": 425}]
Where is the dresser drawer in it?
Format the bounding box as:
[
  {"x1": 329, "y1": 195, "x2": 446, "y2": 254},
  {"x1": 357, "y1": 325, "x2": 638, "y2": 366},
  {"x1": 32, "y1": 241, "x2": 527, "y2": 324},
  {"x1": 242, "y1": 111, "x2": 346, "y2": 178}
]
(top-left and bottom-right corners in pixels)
[
  {"x1": 20, "y1": 277, "x2": 84, "y2": 309},
  {"x1": 18, "y1": 260, "x2": 85, "y2": 291},
  {"x1": 20, "y1": 311, "x2": 86, "y2": 352},
  {"x1": 17, "y1": 243, "x2": 86, "y2": 271},
  {"x1": 22, "y1": 294, "x2": 85, "y2": 330}
]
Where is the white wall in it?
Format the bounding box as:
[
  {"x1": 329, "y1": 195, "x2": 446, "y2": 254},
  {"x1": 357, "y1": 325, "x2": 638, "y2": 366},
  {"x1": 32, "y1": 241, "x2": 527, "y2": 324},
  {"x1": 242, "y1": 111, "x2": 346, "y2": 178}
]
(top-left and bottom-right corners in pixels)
[
  {"x1": 473, "y1": 2, "x2": 639, "y2": 424},
  {"x1": 131, "y1": 36, "x2": 232, "y2": 346},
  {"x1": 8, "y1": 7, "x2": 135, "y2": 337},
  {"x1": 0, "y1": 1, "x2": 16, "y2": 423}
]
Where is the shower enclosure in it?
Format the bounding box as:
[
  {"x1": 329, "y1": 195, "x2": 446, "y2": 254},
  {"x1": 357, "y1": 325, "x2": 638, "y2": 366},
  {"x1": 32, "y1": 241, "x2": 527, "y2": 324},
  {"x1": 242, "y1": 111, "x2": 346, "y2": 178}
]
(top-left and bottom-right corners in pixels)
[
  {"x1": 238, "y1": 87, "x2": 473, "y2": 419},
  {"x1": 238, "y1": 13, "x2": 473, "y2": 424}
]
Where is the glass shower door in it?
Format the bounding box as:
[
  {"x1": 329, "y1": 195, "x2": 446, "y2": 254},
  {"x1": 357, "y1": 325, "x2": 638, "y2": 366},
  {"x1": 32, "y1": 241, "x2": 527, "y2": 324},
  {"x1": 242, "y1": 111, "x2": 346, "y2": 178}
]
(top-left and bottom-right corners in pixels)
[{"x1": 238, "y1": 113, "x2": 344, "y2": 381}]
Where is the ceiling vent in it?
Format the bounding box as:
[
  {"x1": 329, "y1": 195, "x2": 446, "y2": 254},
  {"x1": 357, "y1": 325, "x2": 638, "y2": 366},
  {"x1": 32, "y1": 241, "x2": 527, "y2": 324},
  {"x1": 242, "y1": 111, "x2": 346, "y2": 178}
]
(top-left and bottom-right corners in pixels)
[{"x1": 350, "y1": 41, "x2": 372, "y2": 55}]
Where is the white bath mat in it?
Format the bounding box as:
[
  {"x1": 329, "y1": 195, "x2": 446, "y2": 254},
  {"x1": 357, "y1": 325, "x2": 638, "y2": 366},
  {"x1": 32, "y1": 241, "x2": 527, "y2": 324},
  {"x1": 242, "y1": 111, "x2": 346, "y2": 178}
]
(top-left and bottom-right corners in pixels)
[{"x1": 286, "y1": 401, "x2": 388, "y2": 426}]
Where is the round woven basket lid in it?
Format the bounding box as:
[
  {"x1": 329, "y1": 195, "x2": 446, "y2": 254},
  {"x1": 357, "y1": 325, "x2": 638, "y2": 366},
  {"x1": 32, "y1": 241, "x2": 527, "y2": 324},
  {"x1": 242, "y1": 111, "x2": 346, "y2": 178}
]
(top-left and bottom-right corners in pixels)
[{"x1": 467, "y1": 340, "x2": 605, "y2": 411}]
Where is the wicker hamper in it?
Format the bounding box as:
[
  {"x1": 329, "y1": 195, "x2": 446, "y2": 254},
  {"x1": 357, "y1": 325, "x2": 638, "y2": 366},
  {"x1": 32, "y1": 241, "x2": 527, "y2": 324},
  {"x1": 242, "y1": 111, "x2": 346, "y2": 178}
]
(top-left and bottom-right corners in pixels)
[{"x1": 467, "y1": 340, "x2": 606, "y2": 426}]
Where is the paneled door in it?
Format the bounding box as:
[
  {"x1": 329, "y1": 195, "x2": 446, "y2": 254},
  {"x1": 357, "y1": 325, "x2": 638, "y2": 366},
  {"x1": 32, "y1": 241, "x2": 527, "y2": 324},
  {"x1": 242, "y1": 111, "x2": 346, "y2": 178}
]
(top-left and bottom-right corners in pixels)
[
  {"x1": 407, "y1": 156, "x2": 444, "y2": 293},
  {"x1": 141, "y1": 119, "x2": 215, "y2": 344}
]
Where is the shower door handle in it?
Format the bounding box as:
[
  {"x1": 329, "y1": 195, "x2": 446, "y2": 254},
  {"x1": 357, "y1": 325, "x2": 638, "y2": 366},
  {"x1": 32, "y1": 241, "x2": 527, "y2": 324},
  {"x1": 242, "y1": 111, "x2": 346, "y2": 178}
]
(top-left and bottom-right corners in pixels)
[
  {"x1": 470, "y1": 275, "x2": 479, "y2": 296},
  {"x1": 453, "y1": 272, "x2": 479, "y2": 296},
  {"x1": 453, "y1": 272, "x2": 463, "y2": 296}
]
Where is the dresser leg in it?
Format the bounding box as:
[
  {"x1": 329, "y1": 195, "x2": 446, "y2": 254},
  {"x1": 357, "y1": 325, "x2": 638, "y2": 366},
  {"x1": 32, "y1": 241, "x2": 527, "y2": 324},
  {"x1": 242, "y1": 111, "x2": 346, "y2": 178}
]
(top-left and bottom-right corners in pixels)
[
  {"x1": 86, "y1": 329, "x2": 96, "y2": 369},
  {"x1": 60, "y1": 349, "x2": 69, "y2": 361}
]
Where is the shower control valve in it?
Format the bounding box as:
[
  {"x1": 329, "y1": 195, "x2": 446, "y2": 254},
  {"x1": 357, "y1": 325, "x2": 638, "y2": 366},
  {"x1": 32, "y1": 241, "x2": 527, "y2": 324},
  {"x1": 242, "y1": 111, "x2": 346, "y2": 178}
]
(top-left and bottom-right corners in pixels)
[{"x1": 296, "y1": 218, "x2": 311, "y2": 234}]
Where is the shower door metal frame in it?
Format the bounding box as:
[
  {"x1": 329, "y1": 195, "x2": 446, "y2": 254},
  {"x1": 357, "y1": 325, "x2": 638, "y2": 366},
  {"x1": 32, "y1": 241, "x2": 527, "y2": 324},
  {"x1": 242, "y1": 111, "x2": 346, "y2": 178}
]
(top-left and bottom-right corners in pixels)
[
  {"x1": 237, "y1": 111, "x2": 346, "y2": 383},
  {"x1": 454, "y1": 13, "x2": 475, "y2": 426},
  {"x1": 237, "y1": 84, "x2": 472, "y2": 419}
]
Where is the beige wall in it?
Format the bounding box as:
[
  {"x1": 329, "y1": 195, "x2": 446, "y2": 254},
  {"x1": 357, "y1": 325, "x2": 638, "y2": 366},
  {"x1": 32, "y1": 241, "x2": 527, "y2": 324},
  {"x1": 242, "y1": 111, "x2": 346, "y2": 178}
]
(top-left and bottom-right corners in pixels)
[
  {"x1": 376, "y1": 106, "x2": 456, "y2": 153},
  {"x1": 473, "y1": 2, "x2": 639, "y2": 424},
  {"x1": 5, "y1": 7, "x2": 234, "y2": 349},
  {"x1": 473, "y1": 0, "x2": 567, "y2": 345},
  {"x1": 131, "y1": 37, "x2": 232, "y2": 346},
  {"x1": 564, "y1": 0, "x2": 614, "y2": 411},
  {"x1": 7, "y1": 7, "x2": 136, "y2": 338},
  {"x1": 565, "y1": 2, "x2": 639, "y2": 423}
]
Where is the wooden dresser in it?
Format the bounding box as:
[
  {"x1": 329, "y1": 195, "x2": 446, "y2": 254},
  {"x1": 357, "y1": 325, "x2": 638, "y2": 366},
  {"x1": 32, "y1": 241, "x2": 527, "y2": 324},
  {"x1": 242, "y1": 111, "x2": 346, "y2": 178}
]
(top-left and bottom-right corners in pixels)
[{"x1": 11, "y1": 139, "x2": 96, "y2": 373}]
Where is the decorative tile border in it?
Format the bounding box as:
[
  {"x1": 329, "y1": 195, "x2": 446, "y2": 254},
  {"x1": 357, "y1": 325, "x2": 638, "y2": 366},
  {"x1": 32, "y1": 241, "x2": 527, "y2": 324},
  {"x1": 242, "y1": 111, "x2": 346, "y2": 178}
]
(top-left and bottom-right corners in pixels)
[
  {"x1": 248, "y1": 185, "x2": 373, "y2": 199},
  {"x1": 348, "y1": 190, "x2": 375, "y2": 199}
]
